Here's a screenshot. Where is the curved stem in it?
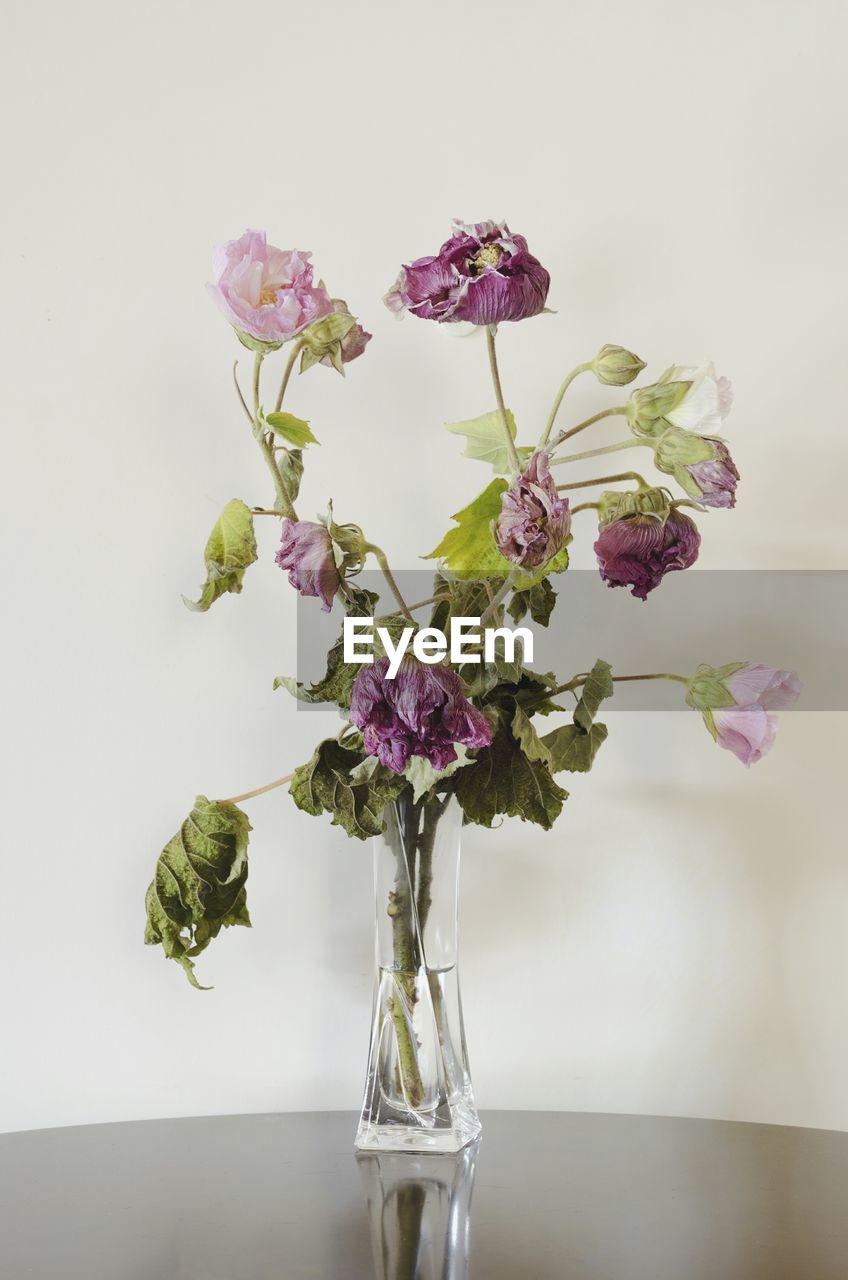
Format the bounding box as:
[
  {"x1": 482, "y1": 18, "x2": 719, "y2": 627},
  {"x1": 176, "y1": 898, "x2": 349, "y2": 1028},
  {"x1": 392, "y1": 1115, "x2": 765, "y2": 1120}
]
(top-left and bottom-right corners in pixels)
[
  {"x1": 549, "y1": 438, "x2": 651, "y2": 467},
  {"x1": 232, "y1": 362, "x2": 253, "y2": 424},
  {"x1": 557, "y1": 471, "x2": 648, "y2": 492},
  {"x1": 365, "y1": 544, "x2": 414, "y2": 622},
  {"x1": 274, "y1": 339, "x2": 304, "y2": 413},
  {"x1": 486, "y1": 326, "x2": 522, "y2": 476},
  {"x1": 570, "y1": 501, "x2": 601, "y2": 515},
  {"x1": 218, "y1": 770, "x2": 294, "y2": 807},
  {"x1": 479, "y1": 567, "x2": 519, "y2": 625},
  {"x1": 539, "y1": 362, "x2": 592, "y2": 446},
  {"x1": 549, "y1": 405, "x2": 627, "y2": 450},
  {"x1": 252, "y1": 352, "x2": 296, "y2": 520},
  {"x1": 554, "y1": 671, "x2": 689, "y2": 697}
]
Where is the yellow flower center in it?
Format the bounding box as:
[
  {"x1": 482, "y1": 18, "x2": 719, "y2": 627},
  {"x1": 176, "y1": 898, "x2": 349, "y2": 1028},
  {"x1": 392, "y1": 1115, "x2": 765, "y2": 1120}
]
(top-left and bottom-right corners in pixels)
[
  {"x1": 258, "y1": 284, "x2": 278, "y2": 306},
  {"x1": 474, "y1": 244, "x2": 502, "y2": 271}
]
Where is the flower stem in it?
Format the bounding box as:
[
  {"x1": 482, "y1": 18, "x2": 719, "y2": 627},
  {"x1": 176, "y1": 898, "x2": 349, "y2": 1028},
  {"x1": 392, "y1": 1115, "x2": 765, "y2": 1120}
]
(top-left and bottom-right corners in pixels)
[
  {"x1": 570, "y1": 501, "x2": 601, "y2": 514},
  {"x1": 274, "y1": 339, "x2": 304, "y2": 413},
  {"x1": 365, "y1": 544, "x2": 415, "y2": 623},
  {"x1": 251, "y1": 353, "x2": 296, "y2": 520},
  {"x1": 479, "y1": 568, "x2": 519, "y2": 625},
  {"x1": 217, "y1": 771, "x2": 294, "y2": 806},
  {"x1": 557, "y1": 471, "x2": 648, "y2": 492},
  {"x1": 553, "y1": 671, "x2": 689, "y2": 697},
  {"x1": 539, "y1": 362, "x2": 593, "y2": 446},
  {"x1": 549, "y1": 438, "x2": 651, "y2": 467},
  {"x1": 549, "y1": 405, "x2": 627, "y2": 449},
  {"x1": 486, "y1": 326, "x2": 522, "y2": 476}
]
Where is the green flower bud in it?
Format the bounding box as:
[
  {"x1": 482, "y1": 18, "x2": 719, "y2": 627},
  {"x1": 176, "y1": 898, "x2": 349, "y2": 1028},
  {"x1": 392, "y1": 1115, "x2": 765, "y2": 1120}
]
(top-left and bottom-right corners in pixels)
[
  {"x1": 597, "y1": 485, "x2": 671, "y2": 527},
  {"x1": 626, "y1": 380, "x2": 691, "y2": 438},
  {"x1": 685, "y1": 662, "x2": 748, "y2": 712},
  {"x1": 655, "y1": 427, "x2": 715, "y2": 468},
  {"x1": 300, "y1": 310, "x2": 358, "y2": 375},
  {"x1": 592, "y1": 344, "x2": 646, "y2": 387}
]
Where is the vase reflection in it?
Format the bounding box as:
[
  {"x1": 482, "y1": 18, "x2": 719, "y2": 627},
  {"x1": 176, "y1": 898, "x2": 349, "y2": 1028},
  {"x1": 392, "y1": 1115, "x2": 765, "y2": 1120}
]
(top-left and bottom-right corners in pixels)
[{"x1": 357, "y1": 1139, "x2": 480, "y2": 1280}]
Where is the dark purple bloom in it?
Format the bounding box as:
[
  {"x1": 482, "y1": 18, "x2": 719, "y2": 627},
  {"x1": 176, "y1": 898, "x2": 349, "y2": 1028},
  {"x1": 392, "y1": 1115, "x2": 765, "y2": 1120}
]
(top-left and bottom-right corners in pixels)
[
  {"x1": 350, "y1": 656, "x2": 493, "y2": 774},
  {"x1": 384, "y1": 220, "x2": 550, "y2": 326},
  {"x1": 686, "y1": 439, "x2": 740, "y2": 508},
  {"x1": 495, "y1": 451, "x2": 571, "y2": 569},
  {"x1": 275, "y1": 519, "x2": 340, "y2": 612},
  {"x1": 594, "y1": 509, "x2": 700, "y2": 600}
]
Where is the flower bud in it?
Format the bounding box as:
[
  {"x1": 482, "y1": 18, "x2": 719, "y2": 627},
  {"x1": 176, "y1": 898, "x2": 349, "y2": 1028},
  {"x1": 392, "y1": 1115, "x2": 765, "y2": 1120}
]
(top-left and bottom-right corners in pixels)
[
  {"x1": 654, "y1": 429, "x2": 739, "y2": 508},
  {"x1": 592, "y1": 344, "x2": 646, "y2": 387},
  {"x1": 686, "y1": 662, "x2": 801, "y2": 766},
  {"x1": 276, "y1": 519, "x2": 340, "y2": 612},
  {"x1": 301, "y1": 297, "x2": 371, "y2": 375},
  {"x1": 626, "y1": 380, "x2": 691, "y2": 438},
  {"x1": 329, "y1": 520, "x2": 367, "y2": 574},
  {"x1": 593, "y1": 501, "x2": 700, "y2": 599}
]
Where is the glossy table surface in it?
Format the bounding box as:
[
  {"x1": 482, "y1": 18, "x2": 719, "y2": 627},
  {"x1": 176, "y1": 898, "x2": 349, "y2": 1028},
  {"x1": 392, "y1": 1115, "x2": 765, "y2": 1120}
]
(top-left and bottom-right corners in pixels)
[{"x1": 2, "y1": 1109, "x2": 848, "y2": 1279}]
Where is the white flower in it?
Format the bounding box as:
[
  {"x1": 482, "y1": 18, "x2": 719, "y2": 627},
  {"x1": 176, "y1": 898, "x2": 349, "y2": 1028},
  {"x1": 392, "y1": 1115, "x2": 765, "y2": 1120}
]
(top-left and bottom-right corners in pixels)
[{"x1": 664, "y1": 363, "x2": 733, "y2": 435}]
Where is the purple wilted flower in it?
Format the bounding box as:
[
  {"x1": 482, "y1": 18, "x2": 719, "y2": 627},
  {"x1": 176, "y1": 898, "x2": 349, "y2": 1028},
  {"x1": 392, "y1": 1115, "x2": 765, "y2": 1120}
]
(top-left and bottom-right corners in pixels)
[
  {"x1": 689, "y1": 663, "x2": 801, "y2": 766},
  {"x1": 350, "y1": 656, "x2": 493, "y2": 774},
  {"x1": 207, "y1": 230, "x2": 332, "y2": 347},
  {"x1": 594, "y1": 508, "x2": 700, "y2": 600},
  {"x1": 384, "y1": 220, "x2": 550, "y2": 326},
  {"x1": 686, "y1": 439, "x2": 740, "y2": 508},
  {"x1": 495, "y1": 451, "x2": 571, "y2": 569},
  {"x1": 275, "y1": 519, "x2": 340, "y2": 612}
]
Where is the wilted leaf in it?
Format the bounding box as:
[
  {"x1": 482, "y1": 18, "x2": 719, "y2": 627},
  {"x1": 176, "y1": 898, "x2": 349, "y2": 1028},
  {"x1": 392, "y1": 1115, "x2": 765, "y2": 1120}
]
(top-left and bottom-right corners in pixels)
[
  {"x1": 510, "y1": 704, "x2": 553, "y2": 766},
  {"x1": 404, "y1": 745, "x2": 473, "y2": 803},
  {"x1": 144, "y1": 796, "x2": 252, "y2": 988},
  {"x1": 290, "y1": 739, "x2": 407, "y2": 839},
  {"x1": 455, "y1": 725, "x2": 568, "y2": 830},
  {"x1": 183, "y1": 499, "x2": 257, "y2": 613},
  {"x1": 279, "y1": 448, "x2": 304, "y2": 505},
  {"x1": 541, "y1": 658, "x2": 613, "y2": 773},
  {"x1": 445, "y1": 409, "x2": 520, "y2": 474},
  {"x1": 508, "y1": 577, "x2": 557, "y2": 626}
]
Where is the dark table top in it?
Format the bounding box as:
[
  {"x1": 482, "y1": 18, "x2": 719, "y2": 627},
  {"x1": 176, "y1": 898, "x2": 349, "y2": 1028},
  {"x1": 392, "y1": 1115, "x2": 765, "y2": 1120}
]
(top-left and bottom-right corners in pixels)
[{"x1": 2, "y1": 1110, "x2": 847, "y2": 1279}]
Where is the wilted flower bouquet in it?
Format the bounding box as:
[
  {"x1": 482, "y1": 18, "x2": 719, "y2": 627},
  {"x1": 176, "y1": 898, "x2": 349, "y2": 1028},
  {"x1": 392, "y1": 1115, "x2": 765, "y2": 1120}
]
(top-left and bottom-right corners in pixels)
[{"x1": 145, "y1": 222, "x2": 800, "y2": 1152}]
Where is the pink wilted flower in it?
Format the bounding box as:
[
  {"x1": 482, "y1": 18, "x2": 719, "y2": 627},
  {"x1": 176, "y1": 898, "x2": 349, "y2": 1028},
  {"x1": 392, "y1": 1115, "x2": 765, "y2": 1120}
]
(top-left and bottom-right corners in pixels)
[
  {"x1": 276, "y1": 519, "x2": 340, "y2": 612},
  {"x1": 208, "y1": 230, "x2": 332, "y2": 347},
  {"x1": 686, "y1": 439, "x2": 740, "y2": 508},
  {"x1": 384, "y1": 220, "x2": 550, "y2": 326},
  {"x1": 594, "y1": 508, "x2": 700, "y2": 600},
  {"x1": 350, "y1": 657, "x2": 493, "y2": 774},
  {"x1": 495, "y1": 451, "x2": 571, "y2": 569},
  {"x1": 688, "y1": 663, "x2": 801, "y2": 766}
]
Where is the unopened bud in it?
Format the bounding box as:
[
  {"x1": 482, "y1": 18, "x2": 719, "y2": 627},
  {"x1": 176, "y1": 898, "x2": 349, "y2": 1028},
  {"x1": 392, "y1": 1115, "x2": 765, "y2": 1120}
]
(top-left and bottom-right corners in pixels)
[{"x1": 592, "y1": 344, "x2": 646, "y2": 387}]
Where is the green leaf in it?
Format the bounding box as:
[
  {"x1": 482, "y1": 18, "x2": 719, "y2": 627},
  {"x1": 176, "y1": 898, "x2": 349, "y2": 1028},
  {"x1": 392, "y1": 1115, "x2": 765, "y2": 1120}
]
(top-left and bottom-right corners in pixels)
[
  {"x1": 279, "y1": 448, "x2": 304, "y2": 505},
  {"x1": 541, "y1": 658, "x2": 613, "y2": 773},
  {"x1": 455, "y1": 725, "x2": 568, "y2": 830},
  {"x1": 144, "y1": 796, "x2": 252, "y2": 988},
  {"x1": 510, "y1": 542, "x2": 570, "y2": 592},
  {"x1": 275, "y1": 614, "x2": 409, "y2": 708},
  {"x1": 183, "y1": 499, "x2": 258, "y2": 613},
  {"x1": 510, "y1": 704, "x2": 553, "y2": 766},
  {"x1": 264, "y1": 411, "x2": 319, "y2": 448},
  {"x1": 508, "y1": 577, "x2": 557, "y2": 626},
  {"x1": 445, "y1": 409, "x2": 520, "y2": 474},
  {"x1": 541, "y1": 722, "x2": 609, "y2": 773},
  {"x1": 290, "y1": 739, "x2": 407, "y2": 839},
  {"x1": 424, "y1": 479, "x2": 512, "y2": 576}
]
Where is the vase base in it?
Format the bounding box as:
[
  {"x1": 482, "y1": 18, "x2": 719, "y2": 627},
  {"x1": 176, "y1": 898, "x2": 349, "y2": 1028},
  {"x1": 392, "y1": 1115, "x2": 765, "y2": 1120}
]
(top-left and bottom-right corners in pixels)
[{"x1": 354, "y1": 1115, "x2": 482, "y2": 1154}]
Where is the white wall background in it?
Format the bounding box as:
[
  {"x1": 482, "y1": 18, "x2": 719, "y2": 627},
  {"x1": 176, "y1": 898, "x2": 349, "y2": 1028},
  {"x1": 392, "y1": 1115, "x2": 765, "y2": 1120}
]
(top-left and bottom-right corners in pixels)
[{"x1": 2, "y1": 0, "x2": 846, "y2": 1135}]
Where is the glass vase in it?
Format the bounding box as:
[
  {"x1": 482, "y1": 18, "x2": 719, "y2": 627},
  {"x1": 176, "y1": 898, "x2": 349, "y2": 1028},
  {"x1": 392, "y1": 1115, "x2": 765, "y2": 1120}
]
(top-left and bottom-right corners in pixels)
[{"x1": 355, "y1": 792, "x2": 481, "y2": 1153}]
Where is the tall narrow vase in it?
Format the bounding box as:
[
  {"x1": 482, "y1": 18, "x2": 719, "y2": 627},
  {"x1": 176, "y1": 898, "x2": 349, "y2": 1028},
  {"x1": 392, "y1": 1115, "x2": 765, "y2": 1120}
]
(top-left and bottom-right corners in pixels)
[{"x1": 355, "y1": 793, "x2": 481, "y2": 1153}]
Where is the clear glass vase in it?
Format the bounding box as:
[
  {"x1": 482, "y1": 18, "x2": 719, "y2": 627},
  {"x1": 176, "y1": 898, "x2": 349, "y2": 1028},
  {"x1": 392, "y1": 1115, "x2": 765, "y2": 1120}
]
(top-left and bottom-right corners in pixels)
[{"x1": 355, "y1": 792, "x2": 481, "y2": 1153}]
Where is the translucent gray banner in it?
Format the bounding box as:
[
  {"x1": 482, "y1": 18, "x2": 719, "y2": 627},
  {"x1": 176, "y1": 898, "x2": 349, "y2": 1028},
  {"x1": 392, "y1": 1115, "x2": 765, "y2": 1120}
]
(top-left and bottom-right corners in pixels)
[{"x1": 291, "y1": 571, "x2": 846, "y2": 710}]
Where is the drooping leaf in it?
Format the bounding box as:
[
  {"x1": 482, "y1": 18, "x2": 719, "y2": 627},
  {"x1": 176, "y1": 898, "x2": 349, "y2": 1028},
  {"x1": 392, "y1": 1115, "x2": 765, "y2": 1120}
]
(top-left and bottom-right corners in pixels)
[
  {"x1": 424, "y1": 479, "x2": 512, "y2": 576},
  {"x1": 510, "y1": 541, "x2": 570, "y2": 593},
  {"x1": 290, "y1": 739, "x2": 407, "y2": 839},
  {"x1": 445, "y1": 408, "x2": 520, "y2": 474},
  {"x1": 508, "y1": 577, "x2": 557, "y2": 626},
  {"x1": 144, "y1": 796, "x2": 252, "y2": 988},
  {"x1": 455, "y1": 725, "x2": 568, "y2": 830},
  {"x1": 457, "y1": 631, "x2": 528, "y2": 697},
  {"x1": 275, "y1": 614, "x2": 409, "y2": 709},
  {"x1": 279, "y1": 448, "x2": 304, "y2": 505},
  {"x1": 510, "y1": 704, "x2": 553, "y2": 766},
  {"x1": 264, "y1": 411, "x2": 319, "y2": 448},
  {"x1": 541, "y1": 658, "x2": 613, "y2": 773},
  {"x1": 183, "y1": 499, "x2": 258, "y2": 613}
]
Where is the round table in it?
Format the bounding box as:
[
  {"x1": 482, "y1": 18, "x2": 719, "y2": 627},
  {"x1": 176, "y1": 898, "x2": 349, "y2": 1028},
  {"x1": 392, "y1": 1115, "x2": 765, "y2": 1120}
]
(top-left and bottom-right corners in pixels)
[{"x1": 2, "y1": 1110, "x2": 847, "y2": 1278}]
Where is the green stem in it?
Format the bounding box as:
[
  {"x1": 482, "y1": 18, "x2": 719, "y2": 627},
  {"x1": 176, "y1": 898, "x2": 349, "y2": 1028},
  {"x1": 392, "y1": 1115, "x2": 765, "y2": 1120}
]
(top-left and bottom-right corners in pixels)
[
  {"x1": 217, "y1": 770, "x2": 294, "y2": 806},
  {"x1": 415, "y1": 796, "x2": 447, "y2": 938},
  {"x1": 366, "y1": 544, "x2": 414, "y2": 622},
  {"x1": 486, "y1": 326, "x2": 522, "y2": 476},
  {"x1": 388, "y1": 800, "x2": 425, "y2": 1109},
  {"x1": 556, "y1": 471, "x2": 648, "y2": 492},
  {"x1": 549, "y1": 438, "x2": 651, "y2": 467},
  {"x1": 539, "y1": 362, "x2": 593, "y2": 446},
  {"x1": 273, "y1": 339, "x2": 304, "y2": 413},
  {"x1": 479, "y1": 568, "x2": 519, "y2": 625},
  {"x1": 570, "y1": 501, "x2": 601, "y2": 514},
  {"x1": 251, "y1": 353, "x2": 296, "y2": 520},
  {"x1": 549, "y1": 405, "x2": 627, "y2": 449},
  {"x1": 554, "y1": 670, "x2": 689, "y2": 697}
]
